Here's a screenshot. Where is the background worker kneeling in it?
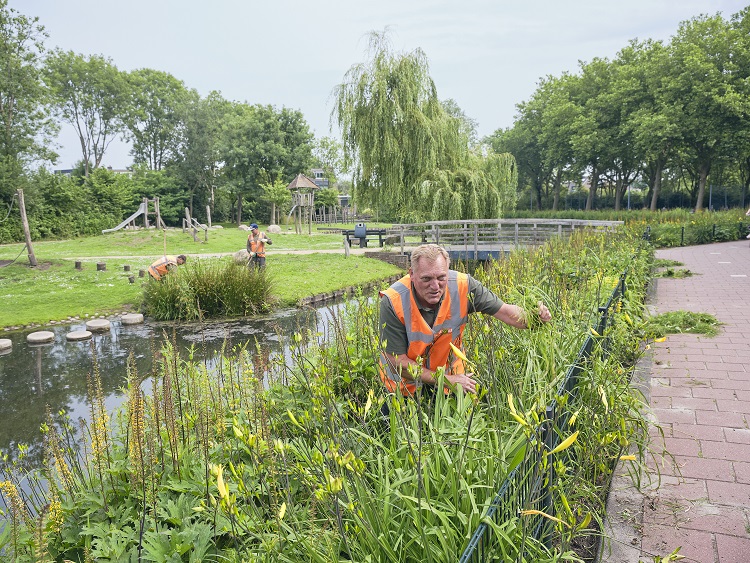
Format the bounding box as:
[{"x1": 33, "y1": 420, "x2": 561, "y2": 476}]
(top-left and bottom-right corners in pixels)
[{"x1": 148, "y1": 255, "x2": 187, "y2": 280}]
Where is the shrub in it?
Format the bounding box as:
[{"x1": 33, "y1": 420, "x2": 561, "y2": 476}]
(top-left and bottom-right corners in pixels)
[{"x1": 142, "y1": 259, "x2": 276, "y2": 320}]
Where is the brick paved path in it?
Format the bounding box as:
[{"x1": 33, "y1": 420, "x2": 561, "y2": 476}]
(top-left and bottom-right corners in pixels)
[{"x1": 605, "y1": 240, "x2": 750, "y2": 562}]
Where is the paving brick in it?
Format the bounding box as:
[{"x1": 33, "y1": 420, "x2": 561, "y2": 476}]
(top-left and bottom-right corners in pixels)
[
  {"x1": 677, "y1": 457, "x2": 734, "y2": 481},
  {"x1": 734, "y1": 461, "x2": 750, "y2": 485},
  {"x1": 706, "y1": 480, "x2": 750, "y2": 506},
  {"x1": 671, "y1": 396, "x2": 717, "y2": 411},
  {"x1": 701, "y1": 441, "x2": 750, "y2": 463},
  {"x1": 671, "y1": 423, "x2": 725, "y2": 442},
  {"x1": 663, "y1": 436, "x2": 702, "y2": 458},
  {"x1": 706, "y1": 361, "x2": 747, "y2": 372},
  {"x1": 695, "y1": 409, "x2": 747, "y2": 428},
  {"x1": 640, "y1": 524, "x2": 715, "y2": 563},
  {"x1": 716, "y1": 399, "x2": 750, "y2": 414},
  {"x1": 652, "y1": 408, "x2": 697, "y2": 425},
  {"x1": 649, "y1": 497, "x2": 748, "y2": 536},
  {"x1": 725, "y1": 428, "x2": 750, "y2": 445},
  {"x1": 716, "y1": 534, "x2": 750, "y2": 563},
  {"x1": 692, "y1": 387, "x2": 739, "y2": 400}
]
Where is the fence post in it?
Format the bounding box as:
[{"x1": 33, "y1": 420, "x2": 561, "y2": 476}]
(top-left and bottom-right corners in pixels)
[
  {"x1": 681, "y1": 226, "x2": 684, "y2": 246},
  {"x1": 712, "y1": 224, "x2": 716, "y2": 240},
  {"x1": 540, "y1": 403, "x2": 557, "y2": 548},
  {"x1": 598, "y1": 306, "x2": 609, "y2": 358}
]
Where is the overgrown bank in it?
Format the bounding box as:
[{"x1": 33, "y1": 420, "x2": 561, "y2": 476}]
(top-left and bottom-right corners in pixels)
[{"x1": 1, "y1": 229, "x2": 657, "y2": 561}]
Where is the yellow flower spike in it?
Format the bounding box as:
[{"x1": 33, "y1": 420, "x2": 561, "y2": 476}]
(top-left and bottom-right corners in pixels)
[
  {"x1": 598, "y1": 385, "x2": 609, "y2": 413},
  {"x1": 654, "y1": 337, "x2": 667, "y2": 343},
  {"x1": 364, "y1": 389, "x2": 373, "y2": 417},
  {"x1": 519, "y1": 509, "x2": 570, "y2": 528},
  {"x1": 278, "y1": 502, "x2": 287, "y2": 520},
  {"x1": 619, "y1": 454, "x2": 636, "y2": 461},
  {"x1": 509, "y1": 411, "x2": 530, "y2": 428},
  {"x1": 549, "y1": 430, "x2": 579, "y2": 455},
  {"x1": 569, "y1": 409, "x2": 580, "y2": 426},
  {"x1": 287, "y1": 409, "x2": 304, "y2": 430},
  {"x1": 590, "y1": 327, "x2": 601, "y2": 337},
  {"x1": 449, "y1": 342, "x2": 475, "y2": 368},
  {"x1": 623, "y1": 313, "x2": 633, "y2": 326},
  {"x1": 215, "y1": 465, "x2": 229, "y2": 501},
  {"x1": 507, "y1": 394, "x2": 518, "y2": 416}
]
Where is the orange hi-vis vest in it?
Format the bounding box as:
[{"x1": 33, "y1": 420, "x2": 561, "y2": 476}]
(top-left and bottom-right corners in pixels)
[
  {"x1": 379, "y1": 271, "x2": 470, "y2": 396},
  {"x1": 247, "y1": 232, "x2": 268, "y2": 257},
  {"x1": 148, "y1": 255, "x2": 178, "y2": 280}
]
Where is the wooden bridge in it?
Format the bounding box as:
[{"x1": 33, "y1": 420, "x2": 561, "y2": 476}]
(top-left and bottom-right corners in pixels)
[{"x1": 381, "y1": 218, "x2": 624, "y2": 261}]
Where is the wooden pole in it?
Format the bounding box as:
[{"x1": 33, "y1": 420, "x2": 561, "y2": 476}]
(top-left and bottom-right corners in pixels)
[
  {"x1": 16, "y1": 189, "x2": 37, "y2": 267},
  {"x1": 143, "y1": 197, "x2": 149, "y2": 229},
  {"x1": 206, "y1": 204, "x2": 212, "y2": 228}
]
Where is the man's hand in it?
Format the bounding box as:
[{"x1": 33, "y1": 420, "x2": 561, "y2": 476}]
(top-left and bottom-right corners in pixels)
[{"x1": 446, "y1": 372, "x2": 477, "y2": 394}]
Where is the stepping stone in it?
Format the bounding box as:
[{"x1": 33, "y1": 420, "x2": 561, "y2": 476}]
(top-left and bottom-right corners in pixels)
[
  {"x1": 27, "y1": 331, "x2": 54, "y2": 344},
  {"x1": 121, "y1": 313, "x2": 144, "y2": 325},
  {"x1": 66, "y1": 330, "x2": 92, "y2": 341},
  {"x1": 0, "y1": 338, "x2": 11, "y2": 352},
  {"x1": 85, "y1": 319, "x2": 111, "y2": 332}
]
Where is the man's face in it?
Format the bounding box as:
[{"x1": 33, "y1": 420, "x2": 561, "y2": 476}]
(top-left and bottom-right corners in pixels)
[
  {"x1": 252, "y1": 227, "x2": 259, "y2": 235},
  {"x1": 410, "y1": 255, "x2": 448, "y2": 307}
]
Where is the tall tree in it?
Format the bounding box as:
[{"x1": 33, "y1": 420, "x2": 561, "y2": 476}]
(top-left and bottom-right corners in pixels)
[
  {"x1": 124, "y1": 69, "x2": 190, "y2": 171},
  {"x1": 333, "y1": 31, "x2": 465, "y2": 219},
  {"x1": 172, "y1": 90, "x2": 229, "y2": 217},
  {"x1": 0, "y1": 1, "x2": 56, "y2": 200},
  {"x1": 45, "y1": 50, "x2": 128, "y2": 176},
  {"x1": 221, "y1": 102, "x2": 313, "y2": 224},
  {"x1": 666, "y1": 14, "x2": 742, "y2": 211}
]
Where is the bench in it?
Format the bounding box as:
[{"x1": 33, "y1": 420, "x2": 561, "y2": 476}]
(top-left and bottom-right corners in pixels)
[{"x1": 342, "y1": 227, "x2": 388, "y2": 248}]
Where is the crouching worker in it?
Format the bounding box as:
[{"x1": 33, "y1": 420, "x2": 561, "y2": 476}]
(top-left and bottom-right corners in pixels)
[
  {"x1": 148, "y1": 254, "x2": 187, "y2": 281},
  {"x1": 379, "y1": 244, "x2": 551, "y2": 397},
  {"x1": 247, "y1": 223, "x2": 272, "y2": 269}
]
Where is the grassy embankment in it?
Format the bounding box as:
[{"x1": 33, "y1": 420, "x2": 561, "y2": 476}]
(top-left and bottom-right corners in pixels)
[{"x1": 0, "y1": 223, "x2": 401, "y2": 329}]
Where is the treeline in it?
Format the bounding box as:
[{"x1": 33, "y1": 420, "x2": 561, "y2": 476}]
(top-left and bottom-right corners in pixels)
[
  {"x1": 0, "y1": 1, "x2": 345, "y2": 242},
  {"x1": 487, "y1": 8, "x2": 750, "y2": 213}
]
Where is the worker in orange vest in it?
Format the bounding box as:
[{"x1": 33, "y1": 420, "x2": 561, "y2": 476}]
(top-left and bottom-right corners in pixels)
[
  {"x1": 148, "y1": 255, "x2": 187, "y2": 280},
  {"x1": 247, "y1": 223, "x2": 272, "y2": 269},
  {"x1": 379, "y1": 244, "x2": 551, "y2": 397}
]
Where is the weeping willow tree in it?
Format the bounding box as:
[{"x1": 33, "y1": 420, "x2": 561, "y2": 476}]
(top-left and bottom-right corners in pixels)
[
  {"x1": 417, "y1": 152, "x2": 518, "y2": 221},
  {"x1": 333, "y1": 31, "x2": 465, "y2": 220},
  {"x1": 333, "y1": 30, "x2": 517, "y2": 222},
  {"x1": 483, "y1": 151, "x2": 519, "y2": 216}
]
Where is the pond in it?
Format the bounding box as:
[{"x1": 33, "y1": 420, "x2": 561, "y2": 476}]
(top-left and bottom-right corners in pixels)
[{"x1": 0, "y1": 305, "x2": 338, "y2": 469}]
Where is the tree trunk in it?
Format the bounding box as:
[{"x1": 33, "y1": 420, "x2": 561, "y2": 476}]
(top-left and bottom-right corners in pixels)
[
  {"x1": 270, "y1": 202, "x2": 276, "y2": 225},
  {"x1": 649, "y1": 161, "x2": 663, "y2": 211},
  {"x1": 237, "y1": 193, "x2": 243, "y2": 226},
  {"x1": 694, "y1": 163, "x2": 710, "y2": 212},
  {"x1": 585, "y1": 166, "x2": 597, "y2": 211},
  {"x1": 552, "y1": 168, "x2": 561, "y2": 211}
]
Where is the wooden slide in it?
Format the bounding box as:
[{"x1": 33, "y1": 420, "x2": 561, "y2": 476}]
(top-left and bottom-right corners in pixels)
[{"x1": 102, "y1": 202, "x2": 148, "y2": 233}]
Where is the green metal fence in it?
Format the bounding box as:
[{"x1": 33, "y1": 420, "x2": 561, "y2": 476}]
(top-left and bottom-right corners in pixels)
[{"x1": 459, "y1": 271, "x2": 629, "y2": 562}]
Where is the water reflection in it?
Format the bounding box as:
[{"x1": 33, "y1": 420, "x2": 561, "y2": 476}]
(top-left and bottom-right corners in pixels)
[{"x1": 0, "y1": 306, "x2": 331, "y2": 468}]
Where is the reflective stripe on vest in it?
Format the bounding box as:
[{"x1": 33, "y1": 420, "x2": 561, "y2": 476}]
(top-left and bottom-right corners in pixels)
[{"x1": 379, "y1": 271, "x2": 469, "y2": 395}]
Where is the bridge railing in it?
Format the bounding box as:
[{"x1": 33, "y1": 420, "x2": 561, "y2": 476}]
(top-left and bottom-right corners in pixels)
[{"x1": 388, "y1": 219, "x2": 624, "y2": 256}]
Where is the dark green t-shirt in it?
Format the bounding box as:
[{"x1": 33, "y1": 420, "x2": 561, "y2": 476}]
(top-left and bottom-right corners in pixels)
[{"x1": 379, "y1": 273, "x2": 503, "y2": 356}]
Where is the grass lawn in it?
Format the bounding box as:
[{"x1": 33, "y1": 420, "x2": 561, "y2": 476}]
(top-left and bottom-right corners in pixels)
[
  {"x1": 0, "y1": 222, "x2": 393, "y2": 260},
  {"x1": 0, "y1": 251, "x2": 402, "y2": 329}
]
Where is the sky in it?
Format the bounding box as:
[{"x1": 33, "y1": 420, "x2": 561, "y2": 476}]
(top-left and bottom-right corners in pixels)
[{"x1": 11, "y1": 0, "x2": 750, "y2": 170}]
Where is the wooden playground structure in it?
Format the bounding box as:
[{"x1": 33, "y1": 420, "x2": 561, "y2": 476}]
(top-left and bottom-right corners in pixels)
[{"x1": 102, "y1": 198, "x2": 167, "y2": 233}]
